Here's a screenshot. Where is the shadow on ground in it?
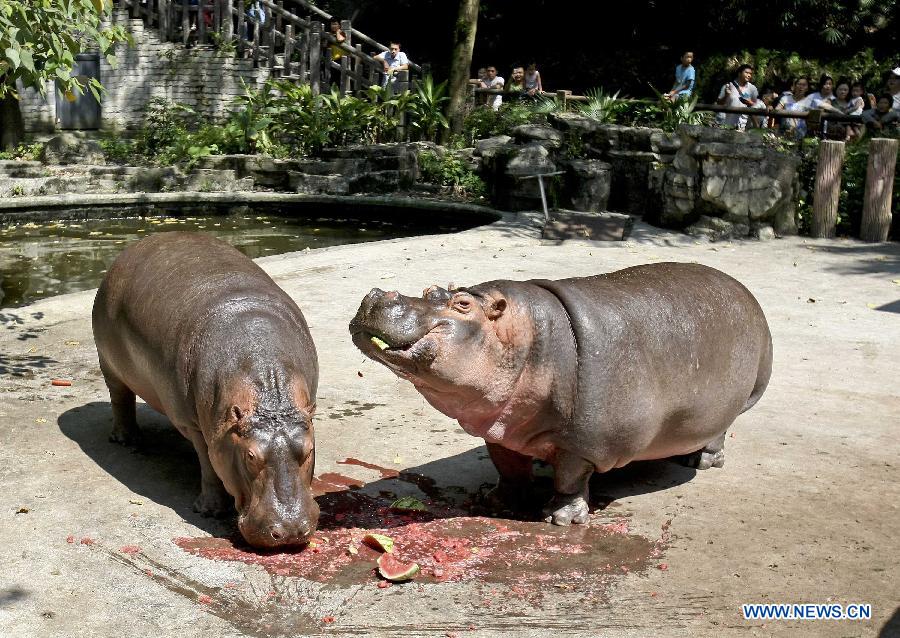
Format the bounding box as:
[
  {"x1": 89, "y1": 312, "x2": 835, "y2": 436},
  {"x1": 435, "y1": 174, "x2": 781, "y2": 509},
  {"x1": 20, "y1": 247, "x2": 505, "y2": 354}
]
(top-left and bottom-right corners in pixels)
[
  {"x1": 58, "y1": 401, "x2": 698, "y2": 540},
  {"x1": 57, "y1": 401, "x2": 234, "y2": 538}
]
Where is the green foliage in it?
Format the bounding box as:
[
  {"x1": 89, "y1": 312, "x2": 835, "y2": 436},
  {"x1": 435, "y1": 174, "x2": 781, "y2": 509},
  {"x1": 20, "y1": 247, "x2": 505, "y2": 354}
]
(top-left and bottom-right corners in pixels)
[
  {"x1": 648, "y1": 86, "x2": 713, "y2": 131},
  {"x1": 462, "y1": 102, "x2": 543, "y2": 142},
  {"x1": 406, "y1": 76, "x2": 450, "y2": 141},
  {"x1": 574, "y1": 89, "x2": 627, "y2": 123},
  {"x1": 0, "y1": 141, "x2": 41, "y2": 161},
  {"x1": 697, "y1": 48, "x2": 886, "y2": 99},
  {"x1": 0, "y1": 0, "x2": 130, "y2": 100},
  {"x1": 98, "y1": 137, "x2": 135, "y2": 165},
  {"x1": 417, "y1": 150, "x2": 485, "y2": 198}
]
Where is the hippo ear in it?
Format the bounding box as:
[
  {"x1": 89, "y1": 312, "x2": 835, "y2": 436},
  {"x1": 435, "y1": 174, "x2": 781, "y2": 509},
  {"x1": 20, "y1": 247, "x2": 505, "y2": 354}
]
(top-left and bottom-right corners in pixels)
[
  {"x1": 232, "y1": 405, "x2": 244, "y2": 422},
  {"x1": 486, "y1": 298, "x2": 507, "y2": 320}
]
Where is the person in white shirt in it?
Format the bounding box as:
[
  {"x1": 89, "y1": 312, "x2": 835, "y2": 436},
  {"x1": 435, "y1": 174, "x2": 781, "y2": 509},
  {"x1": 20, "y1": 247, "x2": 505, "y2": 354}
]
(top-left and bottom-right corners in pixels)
[
  {"x1": 480, "y1": 66, "x2": 505, "y2": 111},
  {"x1": 889, "y1": 67, "x2": 900, "y2": 112},
  {"x1": 373, "y1": 41, "x2": 410, "y2": 88},
  {"x1": 715, "y1": 64, "x2": 759, "y2": 130}
]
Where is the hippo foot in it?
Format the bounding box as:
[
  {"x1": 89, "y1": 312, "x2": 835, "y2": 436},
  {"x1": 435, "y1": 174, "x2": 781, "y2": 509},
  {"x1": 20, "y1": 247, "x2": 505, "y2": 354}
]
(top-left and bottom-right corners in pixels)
[
  {"x1": 193, "y1": 490, "x2": 234, "y2": 518},
  {"x1": 481, "y1": 479, "x2": 532, "y2": 515},
  {"x1": 681, "y1": 447, "x2": 725, "y2": 470},
  {"x1": 542, "y1": 494, "x2": 590, "y2": 526},
  {"x1": 108, "y1": 427, "x2": 140, "y2": 448}
]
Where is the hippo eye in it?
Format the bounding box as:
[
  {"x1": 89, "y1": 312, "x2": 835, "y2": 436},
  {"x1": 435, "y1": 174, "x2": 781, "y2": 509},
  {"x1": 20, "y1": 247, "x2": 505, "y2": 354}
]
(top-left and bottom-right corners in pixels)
[{"x1": 452, "y1": 297, "x2": 472, "y2": 312}]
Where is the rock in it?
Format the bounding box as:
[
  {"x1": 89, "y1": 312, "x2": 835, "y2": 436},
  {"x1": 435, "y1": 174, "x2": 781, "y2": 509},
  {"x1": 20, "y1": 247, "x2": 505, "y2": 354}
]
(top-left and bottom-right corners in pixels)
[
  {"x1": 289, "y1": 172, "x2": 350, "y2": 195},
  {"x1": 510, "y1": 125, "x2": 564, "y2": 147},
  {"x1": 752, "y1": 224, "x2": 777, "y2": 241},
  {"x1": 563, "y1": 159, "x2": 611, "y2": 212},
  {"x1": 40, "y1": 133, "x2": 105, "y2": 165},
  {"x1": 474, "y1": 135, "x2": 513, "y2": 157},
  {"x1": 686, "y1": 215, "x2": 749, "y2": 241},
  {"x1": 127, "y1": 167, "x2": 182, "y2": 192},
  {"x1": 548, "y1": 112, "x2": 604, "y2": 136}
]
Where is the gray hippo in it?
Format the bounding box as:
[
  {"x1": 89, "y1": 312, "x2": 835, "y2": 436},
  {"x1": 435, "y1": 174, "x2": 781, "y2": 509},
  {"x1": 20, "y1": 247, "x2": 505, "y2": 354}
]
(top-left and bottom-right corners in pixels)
[
  {"x1": 92, "y1": 232, "x2": 319, "y2": 548},
  {"x1": 349, "y1": 262, "x2": 772, "y2": 526}
]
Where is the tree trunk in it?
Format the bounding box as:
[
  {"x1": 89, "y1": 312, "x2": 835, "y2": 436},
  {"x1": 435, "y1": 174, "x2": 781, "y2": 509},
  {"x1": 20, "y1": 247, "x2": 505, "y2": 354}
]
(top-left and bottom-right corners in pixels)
[
  {"x1": 1, "y1": 93, "x2": 26, "y2": 150},
  {"x1": 445, "y1": 0, "x2": 479, "y2": 140},
  {"x1": 860, "y1": 138, "x2": 899, "y2": 242},
  {"x1": 811, "y1": 140, "x2": 845, "y2": 238}
]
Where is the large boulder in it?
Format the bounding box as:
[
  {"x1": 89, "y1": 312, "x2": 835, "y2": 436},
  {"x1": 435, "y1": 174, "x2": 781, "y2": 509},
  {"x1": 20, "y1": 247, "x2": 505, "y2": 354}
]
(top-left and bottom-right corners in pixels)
[
  {"x1": 40, "y1": 133, "x2": 105, "y2": 165},
  {"x1": 563, "y1": 159, "x2": 611, "y2": 212}
]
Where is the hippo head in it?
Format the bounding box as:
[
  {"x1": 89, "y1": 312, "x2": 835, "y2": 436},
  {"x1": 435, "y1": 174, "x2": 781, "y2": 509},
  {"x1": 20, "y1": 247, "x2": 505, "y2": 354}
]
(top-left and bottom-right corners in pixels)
[
  {"x1": 349, "y1": 284, "x2": 520, "y2": 421},
  {"x1": 209, "y1": 387, "x2": 319, "y2": 549}
]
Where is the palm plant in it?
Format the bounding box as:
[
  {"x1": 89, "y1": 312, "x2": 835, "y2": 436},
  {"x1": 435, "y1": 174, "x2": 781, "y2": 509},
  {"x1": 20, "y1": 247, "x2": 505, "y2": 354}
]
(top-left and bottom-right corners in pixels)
[
  {"x1": 574, "y1": 88, "x2": 626, "y2": 123},
  {"x1": 407, "y1": 75, "x2": 450, "y2": 142}
]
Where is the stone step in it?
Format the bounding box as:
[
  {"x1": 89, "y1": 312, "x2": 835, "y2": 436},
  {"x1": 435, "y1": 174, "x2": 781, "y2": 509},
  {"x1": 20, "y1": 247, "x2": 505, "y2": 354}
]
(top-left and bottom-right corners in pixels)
[
  {"x1": 181, "y1": 169, "x2": 254, "y2": 192},
  {"x1": 288, "y1": 172, "x2": 349, "y2": 195},
  {"x1": 0, "y1": 161, "x2": 48, "y2": 179}
]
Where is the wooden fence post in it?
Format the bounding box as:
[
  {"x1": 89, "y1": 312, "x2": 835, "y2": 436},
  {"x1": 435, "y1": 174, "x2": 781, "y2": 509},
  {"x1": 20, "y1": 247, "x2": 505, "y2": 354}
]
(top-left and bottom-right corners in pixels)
[
  {"x1": 340, "y1": 19, "x2": 352, "y2": 94},
  {"x1": 236, "y1": 0, "x2": 245, "y2": 56},
  {"x1": 198, "y1": 0, "x2": 207, "y2": 44},
  {"x1": 556, "y1": 90, "x2": 568, "y2": 111},
  {"x1": 181, "y1": 0, "x2": 190, "y2": 46},
  {"x1": 159, "y1": 0, "x2": 170, "y2": 41},
  {"x1": 308, "y1": 21, "x2": 322, "y2": 95},
  {"x1": 283, "y1": 23, "x2": 294, "y2": 77},
  {"x1": 860, "y1": 138, "x2": 899, "y2": 242},
  {"x1": 811, "y1": 140, "x2": 846, "y2": 238},
  {"x1": 222, "y1": 0, "x2": 233, "y2": 42}
]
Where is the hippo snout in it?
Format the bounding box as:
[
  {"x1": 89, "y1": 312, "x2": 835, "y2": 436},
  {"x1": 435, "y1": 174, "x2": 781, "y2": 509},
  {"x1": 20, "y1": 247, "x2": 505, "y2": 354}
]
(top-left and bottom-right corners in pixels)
[{"x1": 240, "y1": 507, "x2": 319, "y2": 548}]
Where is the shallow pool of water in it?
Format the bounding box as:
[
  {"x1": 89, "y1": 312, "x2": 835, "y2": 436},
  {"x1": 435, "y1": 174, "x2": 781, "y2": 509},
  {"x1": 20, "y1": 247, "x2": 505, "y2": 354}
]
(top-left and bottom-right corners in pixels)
[{"x1": 0, "y1": 212, "x2": 465, "y2": 308}]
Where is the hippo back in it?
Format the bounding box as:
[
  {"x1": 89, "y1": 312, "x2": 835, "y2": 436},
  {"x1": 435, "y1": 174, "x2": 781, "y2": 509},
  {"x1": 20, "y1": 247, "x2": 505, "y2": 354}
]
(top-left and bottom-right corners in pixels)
[{"x1": 530, "y1": 262, "x2": 772, "y2": 461}]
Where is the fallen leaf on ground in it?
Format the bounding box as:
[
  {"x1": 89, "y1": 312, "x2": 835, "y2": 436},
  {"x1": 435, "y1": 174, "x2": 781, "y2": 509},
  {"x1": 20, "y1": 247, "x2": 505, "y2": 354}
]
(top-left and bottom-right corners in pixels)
[{"x1": 15, "y1": 507, "x2": 29, "y2": 514}]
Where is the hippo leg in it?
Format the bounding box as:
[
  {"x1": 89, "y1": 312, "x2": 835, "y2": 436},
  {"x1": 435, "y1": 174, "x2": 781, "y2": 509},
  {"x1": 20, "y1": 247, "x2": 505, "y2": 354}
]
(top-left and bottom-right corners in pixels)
[
  {"x1": 183, "y1": 428, "x2": 233, "y2": 517},
  {"x1": 543, "y1": 450, "x2": 594, "y2": 526},
  {"x1": 102, "y1": 371, "x2": 140, "y2": 447},
  {"x1": 680, "y1": 432, "x2": 726, "y2": 470},
  {"x1": 484, "y1": 442, "x2": 533, "y2": 512}
]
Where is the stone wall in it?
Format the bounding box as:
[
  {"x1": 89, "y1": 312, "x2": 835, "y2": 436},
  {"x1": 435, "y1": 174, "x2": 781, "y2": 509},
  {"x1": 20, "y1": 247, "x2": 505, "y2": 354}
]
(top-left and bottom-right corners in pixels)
[
  {"x1": 476, "y1": 113, "x2": 800, "y2": 238},
  {"x1": 18, "y1": 9, "x2": 269, "y2": 133}
]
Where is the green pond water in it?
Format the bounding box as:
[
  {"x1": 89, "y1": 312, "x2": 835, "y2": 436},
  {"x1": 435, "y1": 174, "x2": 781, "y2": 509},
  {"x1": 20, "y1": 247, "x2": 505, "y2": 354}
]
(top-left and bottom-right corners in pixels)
[{"x1": 0, "y1": 212, "x2": 466, "y2": 309}]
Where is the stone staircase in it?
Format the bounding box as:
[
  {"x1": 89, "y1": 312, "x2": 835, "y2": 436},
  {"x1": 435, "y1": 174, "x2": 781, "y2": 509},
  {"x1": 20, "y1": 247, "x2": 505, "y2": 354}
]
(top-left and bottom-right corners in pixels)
[{"x1": 0, "y1": 143, "x2": 418, "y2": 199}]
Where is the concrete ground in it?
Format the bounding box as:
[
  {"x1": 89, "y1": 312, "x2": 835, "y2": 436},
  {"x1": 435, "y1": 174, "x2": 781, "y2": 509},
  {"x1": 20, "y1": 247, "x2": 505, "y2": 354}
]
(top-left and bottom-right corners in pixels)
[{"x1": 1, "y1": 212, "x2": 898, "y2": 637}]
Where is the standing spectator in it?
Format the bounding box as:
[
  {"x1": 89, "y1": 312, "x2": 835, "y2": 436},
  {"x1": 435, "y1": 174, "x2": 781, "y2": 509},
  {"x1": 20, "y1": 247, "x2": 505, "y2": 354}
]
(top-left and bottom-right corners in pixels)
[
  {"x1": 716, "y1": 64, "x2": 759, "y2": 130},
  {"x1": 756, "y1": 87, "x2": 779, "y2": 129},
  {"x1": 851, "y1": 81, "x2": 876, "y2": 111},
  {"x1": 524, "y1": 62, "x2": 543, "y2": 97},
  {"x1": 506, "y1": 66, "x2": 527, "y2": 98},
  {"x1": 322, "y1": 18, "x2": 347, "y2": 90},
  {"x1": 835, "y1": 80, "x2": 865, "y2": 140},
  {"x1": 889, "y1": 67, "x2": 900, "y2": 111},
  {"x1": 776, "y1": 76, "x2": 811, "y2": 138},
  {"x1": 665, "y1": 51, "x2": 696, "y2": 101},
  {"x1": 801, "y1": 74, "x2": 838, "y2": 110},
  {"x1": 472, "y1": 68, "x2": 488, "y2": 105},
  {"x1": 861, "y1": 94, "x2": 900, "y2": 135},
  {"x1": 373, "y1": 41, "x2": 410, "y2": 89},
  {"x1": 480, "y1": 66, "x2": 505, "y2": 110}
]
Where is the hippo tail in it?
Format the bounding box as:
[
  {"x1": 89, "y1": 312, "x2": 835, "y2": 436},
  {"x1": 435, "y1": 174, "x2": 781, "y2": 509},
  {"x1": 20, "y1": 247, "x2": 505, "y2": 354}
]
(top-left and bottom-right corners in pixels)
[{"x1": 741, "y1": 324, "x2": 773, "y2": 414}]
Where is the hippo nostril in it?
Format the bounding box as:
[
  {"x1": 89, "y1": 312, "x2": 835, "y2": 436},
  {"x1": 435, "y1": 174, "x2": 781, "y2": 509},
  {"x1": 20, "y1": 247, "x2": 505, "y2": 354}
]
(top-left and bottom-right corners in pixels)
[{"x1": 269, "y1": 525, "x2": 285, "y2": 542}]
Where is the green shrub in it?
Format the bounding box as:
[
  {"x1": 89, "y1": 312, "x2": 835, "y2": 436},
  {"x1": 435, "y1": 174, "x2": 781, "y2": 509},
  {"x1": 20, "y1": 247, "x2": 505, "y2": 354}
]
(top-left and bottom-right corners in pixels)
[
  {"x1": 0, "y1": 142, "x2": 42, "y2": 161},
  {"x1": 99, "y1": 137, "x2": 136, "y2": 165},
  {"x1": 418, "y1": 150, "x2": 485, "y2": 198}
]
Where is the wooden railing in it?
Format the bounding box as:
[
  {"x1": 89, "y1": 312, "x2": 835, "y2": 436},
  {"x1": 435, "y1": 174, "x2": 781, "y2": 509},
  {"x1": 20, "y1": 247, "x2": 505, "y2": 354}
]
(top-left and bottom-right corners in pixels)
[{"x1": 116, "y1": 0, "x2": 418, "y2": 94}]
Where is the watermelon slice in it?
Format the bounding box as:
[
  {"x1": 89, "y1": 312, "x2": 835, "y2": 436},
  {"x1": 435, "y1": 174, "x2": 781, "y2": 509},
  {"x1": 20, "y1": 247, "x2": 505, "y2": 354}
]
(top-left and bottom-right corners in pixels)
[
  {"x1": 362, "y1": 533, "x2": 394, "y2": 553},
  {"x1": 377, "y1": 553, "x2": 420, "y2": 582}
]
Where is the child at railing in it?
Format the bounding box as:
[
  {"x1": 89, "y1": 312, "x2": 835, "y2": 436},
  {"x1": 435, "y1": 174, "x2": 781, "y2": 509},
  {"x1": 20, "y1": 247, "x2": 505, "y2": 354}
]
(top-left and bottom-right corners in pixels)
[{"x1": 524, "y1": 62, "x2": 542, "y2": 97}]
